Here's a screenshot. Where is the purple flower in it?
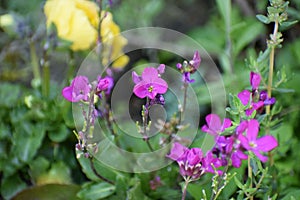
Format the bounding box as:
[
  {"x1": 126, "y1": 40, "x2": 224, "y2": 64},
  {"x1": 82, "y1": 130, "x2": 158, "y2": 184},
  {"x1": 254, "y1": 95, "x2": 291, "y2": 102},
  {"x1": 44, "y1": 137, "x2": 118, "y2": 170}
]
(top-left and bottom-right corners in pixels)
[
  {"x1": 250, "y1": 72, "x2": 261, "y2": 91},
  {"x1": 62, "y1": 76, "x2": 91, "y2": 102},
  {"x1": 201, "y1": 114, "x2": 232, "y2": 136},
  {"x1": 133, "y1": 67, "x2": 168, "y2": 99},
  {"x1": 203, "y1": 151, "x2": 222, "y2": 174},
  {"x1": 97, "y1": 76, "x2": 114, "y2": 95},
  {"x1": 212, "y1": 135, "x2": 247, "y2": 168},
  {"x1": 167, "y1": 142, "x2": 206, "y2": 180},
  {"x1": 259, "y1": 90, "x2": 276, "y2": 105},
  {"x1": 157, "y1": 64, "x2": 165, "y2": 74},
  {"x1": 182, "y1": 72, "x2": 194, "y2": 83},
  {"x1": 189, "y1": 51, "x2": 201, "y2": 71},
  {"x1": 238, "y1": 90, "x2": 264, "y2": 116},
  {"x1": 238, "y1": 119, "x2": 278, "y2": 162}
]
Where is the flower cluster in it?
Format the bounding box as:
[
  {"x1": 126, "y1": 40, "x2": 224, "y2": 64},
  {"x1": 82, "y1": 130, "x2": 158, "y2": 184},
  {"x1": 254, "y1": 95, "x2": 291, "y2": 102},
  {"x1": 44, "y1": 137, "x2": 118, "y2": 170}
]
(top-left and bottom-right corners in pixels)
[
  {"x1": 44, "y1": 0, "x2": 128, "y2": 68},
  {"x1": 62, "y1": 75, "x2": 113, "y2": 102},
  {"x1": 168, "y1": 71, "x2": 278, "y2": 181},
  {"x1": 176, "y1": 51, "x2": 201, "y2": 83},
  {"x1": 62, "y1": 74, "x2": 114, "y2": 154},
  {"x1": 167, "y1": 142, "x2": 221, "y2": 181},
  {"x1": 238, "y1": 72, "x2": 276, "y2": 116},
  {"x1": 132, "y1": 64, "x2": 168, "y2": 100}
]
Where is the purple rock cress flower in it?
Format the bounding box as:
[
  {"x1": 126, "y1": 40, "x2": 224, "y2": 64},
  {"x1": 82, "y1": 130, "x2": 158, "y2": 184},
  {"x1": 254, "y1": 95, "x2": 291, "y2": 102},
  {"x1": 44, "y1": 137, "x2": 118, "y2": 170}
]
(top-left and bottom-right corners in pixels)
[
  {"x1": 62, "y1": 76, "x2": 91, "y2": 102},
  {"x1": 250, "y1": 72, "x2": 261, "y2": 91},
  {"x1": 201, "y1": 114, "x2": 232, "y2": 136},
  {"x1": 238, "y1": 72, "x2": 276, "y2": 116},
  {"x1": 167, "y1": 142, "x2": 221, "y2": 181},
  {"x1": 238, "y1": 90, "x2": 264, "y2": 116},
  {"x1": 167, "y1": 142, "x2": 206, "y2": 180},
  {"x1": 132, "y1": 67, "x2": 168, "y2": 99},
  {"x1": 97, "y1": 76, "x2": 114, "y2": 95},
  {"x1": 259, "y1": 90, "x2": 276, "y2": 105},
  {"x1": 189, "y1": 50, "x2": 201, "y2": 72},
  {"x1": 238, "y1": 119, "x2": 278, "y2": 162}
]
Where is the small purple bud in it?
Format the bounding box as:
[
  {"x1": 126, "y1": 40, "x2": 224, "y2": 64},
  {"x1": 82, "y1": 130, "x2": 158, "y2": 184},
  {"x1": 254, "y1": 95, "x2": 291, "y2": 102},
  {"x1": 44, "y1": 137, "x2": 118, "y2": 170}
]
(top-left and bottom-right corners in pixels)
[
  {"x1": 76, "y1": 143, "x2": 82, "y2": 151},
  {"x1": 250, "y1": 72, "x2": 261, "y2": 91},
  {"x1": 157, "y1": 64, "x2": 165, "y2": 74},
  {"x1": 189, "y1": 51, "x2": 201, "y2": 70},
  {"x1": 176, "y1": 63, "x2": 182, "y2": 70},
  {"x1": 84, "y1": 152, "x2": 90, "y2": 158}
]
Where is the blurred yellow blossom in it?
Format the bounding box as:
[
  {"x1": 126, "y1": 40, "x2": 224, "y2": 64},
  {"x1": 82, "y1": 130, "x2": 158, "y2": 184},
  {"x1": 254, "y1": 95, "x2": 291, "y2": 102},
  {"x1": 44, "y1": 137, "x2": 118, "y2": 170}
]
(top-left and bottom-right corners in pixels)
[{"x1": 44, "y1": 0, "x2": 129, "y2": 68}]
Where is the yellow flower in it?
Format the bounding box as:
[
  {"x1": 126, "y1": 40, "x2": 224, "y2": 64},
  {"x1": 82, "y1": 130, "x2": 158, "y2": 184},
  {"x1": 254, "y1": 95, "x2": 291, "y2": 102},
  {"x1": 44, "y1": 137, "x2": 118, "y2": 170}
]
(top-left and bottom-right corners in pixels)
[
  {"x1": 44, "y1": 0, "x2": 129, "y2": 68},
  {"x1": 44, "y1": 0, "x2": 98, "y2": 51}
]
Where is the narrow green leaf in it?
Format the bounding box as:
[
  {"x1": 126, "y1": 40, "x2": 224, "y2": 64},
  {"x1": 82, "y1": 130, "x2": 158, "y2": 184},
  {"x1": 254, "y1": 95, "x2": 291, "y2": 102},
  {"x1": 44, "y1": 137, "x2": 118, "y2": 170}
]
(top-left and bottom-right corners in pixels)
[
  {"x1": 77, "y1": 182, "x2": 115, "y2": 200},
  {"x1": 256, "y1": 14, "x2": 270, "y2": 24},
  {"x1": 234, "y1": 176, "x2": 244, "y2": 190}
]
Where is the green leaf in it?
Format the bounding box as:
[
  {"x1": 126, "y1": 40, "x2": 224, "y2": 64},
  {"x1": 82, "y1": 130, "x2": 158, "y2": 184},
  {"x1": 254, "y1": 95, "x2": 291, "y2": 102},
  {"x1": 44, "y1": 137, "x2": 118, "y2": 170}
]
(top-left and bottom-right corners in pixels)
[
  {"x1": 256, "y1": 14, "x2": 270, "y2": 24},
  {"x1": 12, "y1": 184, "x2": 81, "y2": 200},
  {"x1": 1, "y1": 174, "x2": 27, "y2": 200},
  {"x1": 0, "y1": 83, "x2": 21, "y2": 107},
  {"x1": 36, "y1": 162, "x2": 72, "y2": 185},
  {"x1": 115, "y1": 174, "x2": 128, "y2": 198},
  {"x1": 48, "y1": 124, "x2": 70, "y2": 143},
  {"x1": 77, "y1": 182, "x2": 115, "y2": 200},
  {"x1": 280, "y1": 20, "x2": 298, "y2": 30},
  {"x1": 14, "y1": 123, "x2": 46, "y2": 163},
  {"x1": 29, "y1": 157, "x2": 50, "y2": 182},
  {"x1": 126, "y1": 178, "x2": 151, "y2": 200},
  {"x1": 234, "y1": 176, "x2": 244, "y2": 190}
]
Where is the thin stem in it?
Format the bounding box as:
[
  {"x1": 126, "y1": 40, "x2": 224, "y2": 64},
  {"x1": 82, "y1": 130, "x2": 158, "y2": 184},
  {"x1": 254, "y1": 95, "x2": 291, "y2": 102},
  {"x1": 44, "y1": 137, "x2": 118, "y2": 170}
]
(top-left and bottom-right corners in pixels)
[
  {"x1": 266, "y1": 20, "x2": 278, "y2": 115},
  {"x1": 42, "y1": 62, "x2": 50, "y2": 97},
  {"x1": 143, "y1": 97, "x2": 154, "y2": 151},
  {"x1": 66, "y1": 50, "x2": 76, "y2": 82},
  {"x1": 182, "y1": 178, "x2": 190, "y2": 200},
  {"x1": 248, "y1": 157, "x2": 254, "y2": 200},
  {"x1": 89, "y1": 157, "x2": 114, "y2": 184},
  {"x1": 29, "y1": 40, "x2": 41, "y2": 82}
]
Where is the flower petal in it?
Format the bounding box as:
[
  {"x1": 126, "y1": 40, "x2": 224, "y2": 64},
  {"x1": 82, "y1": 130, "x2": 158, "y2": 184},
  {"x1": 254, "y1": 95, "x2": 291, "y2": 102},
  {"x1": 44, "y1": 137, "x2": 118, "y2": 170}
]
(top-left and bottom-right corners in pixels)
[
  {"x1": 252, "y1": 149, "x2": 268, "y2": 162},
  {"x1": 238, "y1": 90, "x2": 251, "y2": 105},
  {"x1": 62, "y1": 86, "x2": 75, "y2": 102},
  {"x1": 221, "y1": 118, "x2": 232, "y2": 131},
  {"x1": 246, "y1": 119, "x2": 259, "y2": 141},
  {"x1": 133, "y1": 81, "x2": 148, "y2": 99},
  {"x1": 205, "y1": 114, "x2": 222, "y2": 133},
  {"x1": 256, "y1": 135, "x2": 278, "y2": 152},
  {"x1": 142, "y1": 67, "x2": 158, "y2": 82},
  {"x1": 167, "y1": 142, "x2": 188, "y2": 161}
]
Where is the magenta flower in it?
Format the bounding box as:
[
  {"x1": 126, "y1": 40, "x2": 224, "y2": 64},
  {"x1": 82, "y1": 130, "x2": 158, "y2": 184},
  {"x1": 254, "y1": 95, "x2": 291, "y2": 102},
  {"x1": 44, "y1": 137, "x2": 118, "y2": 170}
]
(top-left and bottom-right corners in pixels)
[
  {"x1": 189, "y1": 50, "x2": 201, "y2": 71},
  {"x1": 167, "y1": 142, "x2": 206, "y2": 180},
  {"x1": 238, "y1": 90, "x2": 264, "y2": 116},
  {"x1": 259, "y1": 90, "x2": 276, "y2": 105},
  {"x1": 132, "y1": 67, "x2": 168, "y2": 99},
  {"x1": 238, "y1": 119, "x2": 278, "y2": 162},
  {"x1": 201, "y1": 114, "x2": 232, "y2": 136},
  {"x1": 62, "y1": 76, "x2": 91, "y2": 102},
  {"x1": 250, "y1": 72, "x2": 261, "y2": 91},
  {"x1": 97, "y1": 76, "x2": 114, "y2": 95}
]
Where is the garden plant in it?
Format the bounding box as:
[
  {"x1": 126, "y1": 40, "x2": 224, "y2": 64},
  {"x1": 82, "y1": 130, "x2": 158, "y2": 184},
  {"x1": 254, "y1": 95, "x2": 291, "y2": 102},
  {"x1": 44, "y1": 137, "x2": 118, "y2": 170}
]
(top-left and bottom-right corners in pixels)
[{"x1": 0, "y1": 0, "x2": 300, "y2": 199}]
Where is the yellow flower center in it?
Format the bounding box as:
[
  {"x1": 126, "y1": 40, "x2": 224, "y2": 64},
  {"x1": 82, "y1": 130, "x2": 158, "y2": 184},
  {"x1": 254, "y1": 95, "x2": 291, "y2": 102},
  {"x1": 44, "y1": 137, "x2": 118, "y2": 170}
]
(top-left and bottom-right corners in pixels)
[{"x1": 148, "y1": 86, "x2": 154, "y2": 92}]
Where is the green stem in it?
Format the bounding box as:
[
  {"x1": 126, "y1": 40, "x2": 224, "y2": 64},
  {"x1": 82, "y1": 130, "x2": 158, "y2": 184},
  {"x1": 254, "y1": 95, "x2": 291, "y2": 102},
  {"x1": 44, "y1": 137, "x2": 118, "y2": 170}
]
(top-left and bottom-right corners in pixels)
[
  {"x1": 266, "y1": 20, "x2": 278, "y2": 116},
  {"x1": 42, "y1": 61, "x2": 50, "y2": 97},
  {"x1": 182, "y1": 178, "x2": 190, "y2": 200},
  {"x1": 66, "y1": 50, "x2": 76, "y2": 82},
  {"x1": 143, "y1": 97, "x2": 154, "y2": 152},
  {"x1": 248, "y1": 157, "x2": 254, "y2": 200},
  {"x1": 29, "y1": 40, "x2": 41, "y2": 82}
]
